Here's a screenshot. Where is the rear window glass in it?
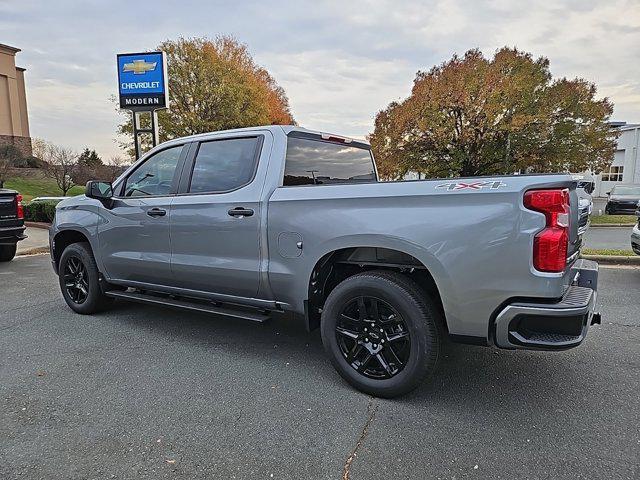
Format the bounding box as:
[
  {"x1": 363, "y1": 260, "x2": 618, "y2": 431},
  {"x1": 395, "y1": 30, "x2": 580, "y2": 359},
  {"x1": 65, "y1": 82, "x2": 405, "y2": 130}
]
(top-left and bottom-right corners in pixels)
[
  {"x1": 189, "y1": 137, "x2": 260, "y2": 193},
  {"x1": 611, "y1": 186, "x2": 640, "y2": 195},
  {"x1": 283, "y1": 137, "x2": 376, "y2": 186}
]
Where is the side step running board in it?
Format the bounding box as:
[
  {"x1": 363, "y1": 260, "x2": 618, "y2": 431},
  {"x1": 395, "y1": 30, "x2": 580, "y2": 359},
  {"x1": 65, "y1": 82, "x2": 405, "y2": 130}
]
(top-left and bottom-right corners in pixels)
[{"x1": 105, "y1": 290, "x2": 271, "y2": 323}]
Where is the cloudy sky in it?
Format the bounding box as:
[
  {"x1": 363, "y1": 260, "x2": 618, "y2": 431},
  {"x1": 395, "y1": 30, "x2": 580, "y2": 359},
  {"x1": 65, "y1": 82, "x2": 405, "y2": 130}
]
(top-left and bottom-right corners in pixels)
[{"x1": 1, "y1": 0, "x2": 639, "y2": 160}]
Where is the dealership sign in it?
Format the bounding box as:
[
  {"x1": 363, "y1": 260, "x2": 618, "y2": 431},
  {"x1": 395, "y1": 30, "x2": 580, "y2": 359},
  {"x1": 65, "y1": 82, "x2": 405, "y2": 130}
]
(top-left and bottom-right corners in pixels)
[{"x1": 117, "y1": 51, "x2": 168, "y2": 109}]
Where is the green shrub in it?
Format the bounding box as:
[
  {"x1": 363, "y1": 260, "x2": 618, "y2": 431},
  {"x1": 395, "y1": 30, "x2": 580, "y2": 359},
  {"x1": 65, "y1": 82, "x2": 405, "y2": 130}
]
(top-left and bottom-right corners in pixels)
[{"x1": 23, "y1": 200, "x2": 60, "y2": 223}]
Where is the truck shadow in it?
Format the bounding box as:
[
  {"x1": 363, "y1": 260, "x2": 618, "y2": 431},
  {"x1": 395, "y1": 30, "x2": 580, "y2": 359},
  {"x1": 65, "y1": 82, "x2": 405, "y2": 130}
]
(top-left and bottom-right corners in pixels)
[{"x1": 103, "y1": 300, "x2": 595, "y2": 411}]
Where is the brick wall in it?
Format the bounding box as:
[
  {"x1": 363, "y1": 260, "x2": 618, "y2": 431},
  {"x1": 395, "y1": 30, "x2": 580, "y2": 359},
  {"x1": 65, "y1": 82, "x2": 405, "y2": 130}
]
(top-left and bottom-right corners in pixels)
[{"x1": 0, "y1": 134, "x2": 32, "y2": 158}]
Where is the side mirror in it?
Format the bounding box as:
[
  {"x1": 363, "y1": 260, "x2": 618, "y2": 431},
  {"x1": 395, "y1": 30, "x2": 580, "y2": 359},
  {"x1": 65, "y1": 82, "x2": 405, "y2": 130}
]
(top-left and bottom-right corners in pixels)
[
  {"x1": 606, "y1": 191, "x2": 611, "y2": 196},
  {"x1": 86, "y1": 181, "x2": 113, "y2": 205}
]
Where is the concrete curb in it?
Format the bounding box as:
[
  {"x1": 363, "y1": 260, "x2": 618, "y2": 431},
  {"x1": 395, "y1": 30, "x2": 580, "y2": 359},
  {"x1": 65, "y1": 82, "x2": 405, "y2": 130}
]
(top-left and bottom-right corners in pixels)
[
  {"x1": 16, "y1": 247, "x2": 50, "y2": 256},
  {"x1": 581, "y1": 254, "x2": 640, "y2": 265},
  {"x1": 589, "y1": 224, "x2": 636, "y2": 228},
  {"x1": 24, "y1": 221, "x2": 51, "y2": 230}
]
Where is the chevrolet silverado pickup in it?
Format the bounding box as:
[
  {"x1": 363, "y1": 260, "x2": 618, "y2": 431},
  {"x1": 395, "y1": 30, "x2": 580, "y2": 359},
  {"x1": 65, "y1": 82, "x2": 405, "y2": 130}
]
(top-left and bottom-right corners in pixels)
[
  {"x1": 0, "y1": 188, "x2": 26, "y2": 262},
  {"x1": 49, "y1": 126, "x2": 600, "y2": 397}
]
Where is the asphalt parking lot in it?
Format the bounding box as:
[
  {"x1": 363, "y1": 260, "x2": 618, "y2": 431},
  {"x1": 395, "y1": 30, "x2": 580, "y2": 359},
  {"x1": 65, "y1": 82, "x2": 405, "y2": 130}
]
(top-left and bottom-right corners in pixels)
[{"x1": 1, "y1": 255, "x2": 638, "y2": 480}]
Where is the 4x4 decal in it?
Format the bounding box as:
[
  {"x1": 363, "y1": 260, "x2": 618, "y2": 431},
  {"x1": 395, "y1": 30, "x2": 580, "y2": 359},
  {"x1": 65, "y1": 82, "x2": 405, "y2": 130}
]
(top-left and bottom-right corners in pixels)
[{"x1": 436, "y1": 180, "x2": 507, "y2": 191}]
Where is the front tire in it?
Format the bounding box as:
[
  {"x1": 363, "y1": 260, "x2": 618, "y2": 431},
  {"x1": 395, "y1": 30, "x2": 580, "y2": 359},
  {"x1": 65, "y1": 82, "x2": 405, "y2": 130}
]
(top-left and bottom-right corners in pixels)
[
  {"x1": 58, "y1": 242, "x2": 110, "y2": 314},
  {"x1": 0, "y1": 244, "x2": 17, "y2": 262},
  {"x1": 320, "y1": 271, "x2": 441, "y2": 398}
]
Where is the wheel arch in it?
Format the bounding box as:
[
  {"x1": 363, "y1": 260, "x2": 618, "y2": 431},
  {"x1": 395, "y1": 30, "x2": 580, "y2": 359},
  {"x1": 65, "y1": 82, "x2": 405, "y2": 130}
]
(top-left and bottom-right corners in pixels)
[
  {"x1": 52, "y1": 229, "x2": 93, "y2": 271},
  {"x1": 305, "y1": 240, "x2": 453, "y2": 333}
]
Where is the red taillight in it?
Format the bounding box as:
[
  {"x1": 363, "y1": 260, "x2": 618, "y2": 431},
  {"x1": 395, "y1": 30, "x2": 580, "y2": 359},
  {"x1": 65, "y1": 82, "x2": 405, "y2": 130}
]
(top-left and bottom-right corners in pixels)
[
  {"x1": 524, "y1": 188, "x2": 570, "y2": 273},
  {"x1": 16, "y1": 194, "x2": 24, "y2": 219}
]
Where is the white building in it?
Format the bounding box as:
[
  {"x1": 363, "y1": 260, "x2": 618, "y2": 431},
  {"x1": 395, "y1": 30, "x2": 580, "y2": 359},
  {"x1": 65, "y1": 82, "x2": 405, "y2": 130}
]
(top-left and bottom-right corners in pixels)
[{"x1": 592, "y1": 122, "x2": 640, "y2": 197}]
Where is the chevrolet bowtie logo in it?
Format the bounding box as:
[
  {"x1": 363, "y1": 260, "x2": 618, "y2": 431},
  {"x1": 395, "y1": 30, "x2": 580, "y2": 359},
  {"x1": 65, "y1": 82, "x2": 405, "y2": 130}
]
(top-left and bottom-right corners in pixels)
[{"x1": 123, "y1": 59, "x2": 157, "y2": 75}]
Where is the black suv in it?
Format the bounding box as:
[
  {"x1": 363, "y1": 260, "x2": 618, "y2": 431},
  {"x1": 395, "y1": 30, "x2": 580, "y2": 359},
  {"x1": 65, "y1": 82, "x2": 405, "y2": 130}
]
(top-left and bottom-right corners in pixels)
[
  {"x1": 0, "y1": 188, "x2": 26, "y2": 261},
  {"x1": 605, "y1": 185, "x2": 640, "y2": 215}
]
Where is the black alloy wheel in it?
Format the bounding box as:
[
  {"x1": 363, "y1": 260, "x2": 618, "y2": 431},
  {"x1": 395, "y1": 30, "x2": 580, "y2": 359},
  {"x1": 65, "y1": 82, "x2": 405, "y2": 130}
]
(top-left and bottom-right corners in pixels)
[
  {"x1": 63, "y1": 255, "x2": 89, "y2": 304},
  {"x1": 58, "y1": 242, "x2": 111, "y2": 314},
  {"x1": 335, "y1": 296, "x2": 411, "y2": 379},
  {"x1": 321, "y1": 271, "x2": 441, "y2": 398}
]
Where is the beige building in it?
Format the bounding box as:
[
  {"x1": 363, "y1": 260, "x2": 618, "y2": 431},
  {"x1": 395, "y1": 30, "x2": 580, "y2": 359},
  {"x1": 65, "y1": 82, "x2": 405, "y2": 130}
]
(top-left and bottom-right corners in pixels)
[{"x1": 0, "y1": 43, "x2": 31, "y2": 157}]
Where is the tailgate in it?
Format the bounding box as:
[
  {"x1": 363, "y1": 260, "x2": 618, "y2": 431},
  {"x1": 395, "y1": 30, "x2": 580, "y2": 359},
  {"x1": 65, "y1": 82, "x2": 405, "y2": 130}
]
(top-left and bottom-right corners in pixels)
[{"x1": 0, "y1": 192, "x2": 17, "y2": 221}]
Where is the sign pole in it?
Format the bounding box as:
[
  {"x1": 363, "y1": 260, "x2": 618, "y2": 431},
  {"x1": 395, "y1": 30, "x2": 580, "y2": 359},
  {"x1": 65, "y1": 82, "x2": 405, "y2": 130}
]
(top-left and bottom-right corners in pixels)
[
  {"x1": 132, "y1": 111, "x2": 141, "y2": 160},
  {"x1": 131, "y1": 110, "x2": 160, "y2": 160},
  {"x1": 152, "y1": 110, "x2": 159, "y2": 147}
]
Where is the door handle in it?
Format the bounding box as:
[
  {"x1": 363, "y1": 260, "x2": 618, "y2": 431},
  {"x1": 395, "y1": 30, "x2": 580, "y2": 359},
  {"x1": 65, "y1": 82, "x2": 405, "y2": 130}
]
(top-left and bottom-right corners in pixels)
[
  {"x1": 146, "y1": 207, "x2": 167, "y2": 217},
  {"x1": 228, "y1": 207, "x2": 254, "y2": 217}
]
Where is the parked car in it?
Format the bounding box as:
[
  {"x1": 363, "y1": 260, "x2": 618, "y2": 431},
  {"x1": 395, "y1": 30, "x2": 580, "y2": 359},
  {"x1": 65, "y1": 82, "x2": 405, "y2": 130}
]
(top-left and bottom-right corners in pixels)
[
  {"x1": 0, "y1": 188, "x2": 26, "y2": 262},
  {"x1": 49, "y1": 126, "x2": 600, "y2": 397},
  {"x1": 631, "y1": 201, "x2": 640, "y2": 255},
  {"x1": 605, "y1": 184, "x2": 640, "y2": 214},
  {"x1": 30, "y1": 196, "x2": 67, "y2": 204}
]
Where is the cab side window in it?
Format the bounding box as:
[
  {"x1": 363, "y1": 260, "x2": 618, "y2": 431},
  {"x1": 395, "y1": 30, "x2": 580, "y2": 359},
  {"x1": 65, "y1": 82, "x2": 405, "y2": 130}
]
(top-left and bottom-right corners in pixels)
[
  {"x1": 123, "y1": 146, "x2": 183, "y2": 197},
  {"x1": 188, "y1": 137, "x2": 260, "y2": 193}
]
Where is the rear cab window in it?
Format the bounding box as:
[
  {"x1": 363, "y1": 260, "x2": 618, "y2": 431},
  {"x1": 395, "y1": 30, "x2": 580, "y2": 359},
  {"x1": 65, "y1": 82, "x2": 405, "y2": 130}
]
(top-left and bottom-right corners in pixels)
[{"x1": 283, "y1": 132, "x2": 377, "y2": 186}]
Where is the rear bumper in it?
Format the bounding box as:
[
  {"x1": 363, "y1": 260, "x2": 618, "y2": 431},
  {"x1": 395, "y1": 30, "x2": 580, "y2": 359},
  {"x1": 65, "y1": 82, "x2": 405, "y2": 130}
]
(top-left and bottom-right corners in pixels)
[
  {"x1": 0, "y1": 225, "x2": 26, "y2": 244},
  {"x1": 494, "y1": 259, "x2": 599, "y2": 350}
]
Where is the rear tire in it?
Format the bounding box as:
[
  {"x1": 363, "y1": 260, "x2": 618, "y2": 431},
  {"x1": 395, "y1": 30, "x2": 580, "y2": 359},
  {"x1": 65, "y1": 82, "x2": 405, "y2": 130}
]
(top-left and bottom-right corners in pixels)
[
  {"x1": 0, "y1": 244, "x2": 17, "y2": 262},
  {"x1": 320, "y1": 271, "x2": 441, "y2": 398},
  {"x1": 58, "y1": 242, "x2": 110, "y2": 314}
]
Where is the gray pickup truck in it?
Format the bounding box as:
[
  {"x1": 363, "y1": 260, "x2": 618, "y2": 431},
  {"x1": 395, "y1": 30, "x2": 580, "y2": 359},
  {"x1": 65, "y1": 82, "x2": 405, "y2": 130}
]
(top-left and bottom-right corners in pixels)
[{"x1": 50, "y1": 126, "x2": 600, "y2": 397}]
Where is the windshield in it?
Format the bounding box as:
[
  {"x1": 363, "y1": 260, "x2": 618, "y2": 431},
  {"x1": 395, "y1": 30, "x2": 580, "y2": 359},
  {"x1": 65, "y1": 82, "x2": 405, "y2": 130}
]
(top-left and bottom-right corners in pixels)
[{"x1": 611, "y1": 186, "x2": 640, "y2": 195}]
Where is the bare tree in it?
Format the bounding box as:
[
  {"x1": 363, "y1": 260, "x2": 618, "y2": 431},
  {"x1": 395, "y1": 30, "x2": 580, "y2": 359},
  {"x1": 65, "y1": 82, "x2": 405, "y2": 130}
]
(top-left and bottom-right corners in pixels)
[
  {"x1": 108, "y1": 155, "x2": 131, "y2": 168},
  {"x1": 42, "y1": 143, "x2": 78, "y2": 196},
  {"x1": 30, "y1": 137, "x2": 48, "y2": 161},
  {"x1": 0, "y1": 161, "x2": 10, "y2": 188},
  {"x1": 104, "y1": 155, "x2": 132, "y2": 182},
  {"x1": 0, "y1": 158, "x2": 10, "y2": 188},
  {"x1": 0, "y1": 144, "x2": 22, "y2": 188}
]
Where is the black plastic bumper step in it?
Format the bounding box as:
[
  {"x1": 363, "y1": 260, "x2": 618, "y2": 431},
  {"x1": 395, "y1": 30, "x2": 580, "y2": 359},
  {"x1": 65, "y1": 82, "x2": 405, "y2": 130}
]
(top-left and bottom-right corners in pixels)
[
  {"x1": 105, "y1": 290, "x2": 271, "y2": 323},
  {"x1": 514, "y1": 330, "x2": 581, "y2": 344}
]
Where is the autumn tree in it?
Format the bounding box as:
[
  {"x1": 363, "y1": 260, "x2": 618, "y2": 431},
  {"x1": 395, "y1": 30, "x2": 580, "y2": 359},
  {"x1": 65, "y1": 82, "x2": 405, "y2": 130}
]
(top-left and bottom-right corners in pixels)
[
  {"x1": 370, "y1": 48, "x2": 618, "y2": 180},
  {"x1": 118, "y1": 36, "x2": 295, "y2": 155}
]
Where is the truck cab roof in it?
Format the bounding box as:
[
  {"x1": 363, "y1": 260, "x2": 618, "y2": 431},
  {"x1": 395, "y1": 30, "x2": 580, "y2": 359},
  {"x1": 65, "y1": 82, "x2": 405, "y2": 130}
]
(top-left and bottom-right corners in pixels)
[{"x1": 158, "y1": 125, "x2": 369, "y2": 149}]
